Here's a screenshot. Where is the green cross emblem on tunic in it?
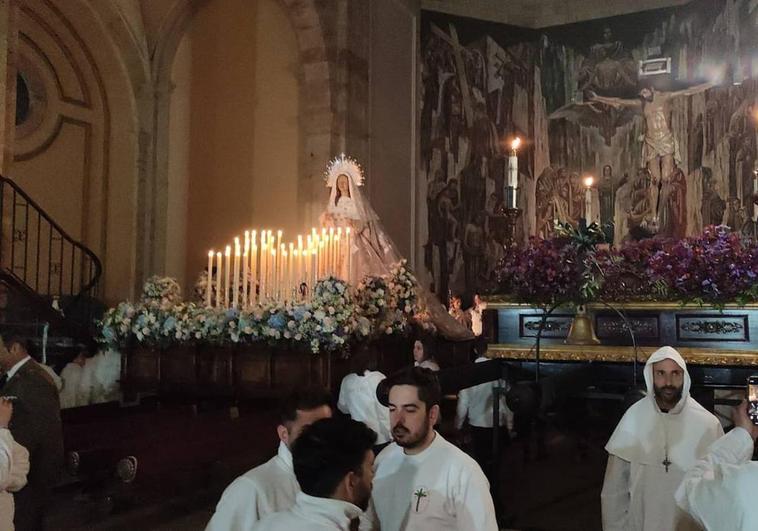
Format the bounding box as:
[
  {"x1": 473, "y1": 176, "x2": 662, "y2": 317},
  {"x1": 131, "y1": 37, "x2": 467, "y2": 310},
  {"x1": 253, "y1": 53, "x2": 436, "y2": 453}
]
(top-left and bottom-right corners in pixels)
[{"x1": 413, "y1": 488, "x2": 428, "y2": 512}]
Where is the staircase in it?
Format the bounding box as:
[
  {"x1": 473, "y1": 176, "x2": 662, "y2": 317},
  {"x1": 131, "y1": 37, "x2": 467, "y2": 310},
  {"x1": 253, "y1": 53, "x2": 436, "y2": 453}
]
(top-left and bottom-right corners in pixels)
[{"x1": 0, "y1": 175, "x2": 104, "y2": 365}]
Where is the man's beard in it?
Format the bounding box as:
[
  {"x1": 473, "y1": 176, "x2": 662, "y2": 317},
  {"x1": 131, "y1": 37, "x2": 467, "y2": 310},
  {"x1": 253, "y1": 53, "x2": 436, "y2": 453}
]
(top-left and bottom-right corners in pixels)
[
  {"x1": 654, "y1": 384, "x2": 683, "y2": 408},
  {"x1": 392, "y1": 417, "x2": 431, "y2": 449},
  {"x1": 355, "y1": 482, "x2": 371, "y2": 511}
]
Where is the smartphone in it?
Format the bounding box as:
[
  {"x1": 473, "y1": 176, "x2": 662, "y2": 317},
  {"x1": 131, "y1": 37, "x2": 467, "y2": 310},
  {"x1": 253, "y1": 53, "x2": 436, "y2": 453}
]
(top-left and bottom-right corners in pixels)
[{"x1": 748, "y1": 376, "x2": 758, "y2": 425}]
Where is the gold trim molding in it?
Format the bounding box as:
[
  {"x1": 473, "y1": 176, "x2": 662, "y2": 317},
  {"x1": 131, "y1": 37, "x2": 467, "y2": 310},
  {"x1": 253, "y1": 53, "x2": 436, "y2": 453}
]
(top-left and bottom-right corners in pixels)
[
  {"x1": 487, "y1": 344, "x2": 758, "y2": 366},
  {"x1": 482, "y1": 296, "x2": 758, "y2": 311}
]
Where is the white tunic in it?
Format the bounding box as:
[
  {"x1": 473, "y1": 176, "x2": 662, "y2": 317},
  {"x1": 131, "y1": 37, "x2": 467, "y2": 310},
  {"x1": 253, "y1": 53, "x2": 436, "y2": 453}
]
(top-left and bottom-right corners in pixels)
[
  {"x1": 601, "y1": 347, "x2": 723, "y2": 531},
  {"x1": 675, "y1": 427, "x2": 758, "y2": 531},
  {"x1": 454, "y1": 357, "x2": 512, "y2": 430},
  {"x1": 367, "y1": 432, "x2": 498, "y2": 531},
  {"x1": 252, "y1": 492, "x2": 363, "y2": 531},
  {"x1": 337, "y1": 371, "x2": 392, "y2": 444},
  {"x1": 0, "y1": 428, "x2": 29, "y2": 531},
  {"x1": 205, "y1": 442, "x2": 299, "y2": 531}
]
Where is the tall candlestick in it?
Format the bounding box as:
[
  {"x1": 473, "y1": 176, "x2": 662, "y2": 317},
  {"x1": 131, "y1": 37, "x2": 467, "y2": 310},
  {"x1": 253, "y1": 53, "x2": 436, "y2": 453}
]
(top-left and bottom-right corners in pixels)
[
  {"x1": 345, "y1": 227, "x2": 352, "y2": 283},
  {"x1": 270, "y1": 249, "x2": 276, "y2": 299},
  {"x1": 295, "y1": 234, "x2": 304, "y2": 291},
  {"x1": 242, "y1": 251, "x2": 249, "y2": 308},
  {"x1": 215, "y1": 252, "x2": 222, "y2": 308},
  {"x1": 259, "y1": 242, "x2": 267, "y2": 301},
  {"x1": 328, "y1": 227, "x2": 334, "y2": 276},
  {"x1": 206, "y1": 250, "x2": 214, "y2": 307},
  {"x1": 507, "y1": 137, "x2": 520, "y2": 209},
  {"x1": 233, "y1": 240, "x2": 241, "y2": 309},
  {"x1": 583, "y1": 176, "x2": 594, "y2": 222},
  {"x1": 287, "y1": 242, "x2": 295, "y2": 298},
  {"x1": 224, "y1": 246, "x2": 231, "y2": 308},
  {"x1": 250, "y1": 244, "x2": 258, "y2": 304},
  {"x1": 303, "y1": 249, "x2": 310, "y2": 300},
  {"x1": 243, "y1": 233, "x2": 250, "y2": 307}
]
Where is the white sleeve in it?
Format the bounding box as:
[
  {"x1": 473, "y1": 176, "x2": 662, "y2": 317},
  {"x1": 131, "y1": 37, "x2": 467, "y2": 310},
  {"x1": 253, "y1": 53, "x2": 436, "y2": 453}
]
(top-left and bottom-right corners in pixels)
[
  {"x1": 675, "y1": 427, "x2": 755, "y2": 530},
  {"x1": 337, "y1": 377, "x2": 350, "y2": 416},
  {"x1": 600, "y1": 454, "x2": 631, "y2": 531},
  {"x1": 205, "y1": 478, "x2": 261, "y2": 531},
  {"x1": 454, "y1": 464, "x2": 498, "y2": 531},
  {"x1": 454, "y1": 389, "x2": 469, "y2": 430},
  {"x1": 0, "y1": 429, "x2": 11, "y2": 490}
]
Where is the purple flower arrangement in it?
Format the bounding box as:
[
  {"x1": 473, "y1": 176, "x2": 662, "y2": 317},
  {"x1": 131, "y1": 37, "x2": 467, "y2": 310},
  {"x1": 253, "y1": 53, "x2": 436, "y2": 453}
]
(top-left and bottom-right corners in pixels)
[
  {"x1": 498, "y1": 226, "x2": 758, "y2": 307},
  {"x1": 497, "y1": 236, "x2": 584, "y2": 308},
  {"x1": 645, "y1": 226, "x2": 758, "y2": 305}
]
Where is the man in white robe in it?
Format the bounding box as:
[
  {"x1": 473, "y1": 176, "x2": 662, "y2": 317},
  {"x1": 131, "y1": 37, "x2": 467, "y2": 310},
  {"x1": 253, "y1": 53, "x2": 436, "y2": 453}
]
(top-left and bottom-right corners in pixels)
[
  {"x1": 601, "y1": 346, "x2": 723, "y2": 531},
  {"x1": 205, "y1": 388, "x2": 333, "y2": 531},
  {"x1": 366, "y1": 367, "x2": 498, "y2": 531},
  {"x1": 337, "y1": 351, "x2": 391, "y2": 454},
  {"x1": 338, "y1": 369, "x2": 391, "y2": 453},
  {"x1": 0, "y1": 397, "x2": 30, "y2": 531},
  {"x1": 253, "y1": 416, "x2": 376, "y2": 531},
  {"x1": 675, "y1": 400, "x2": 758, "y2": 531}
]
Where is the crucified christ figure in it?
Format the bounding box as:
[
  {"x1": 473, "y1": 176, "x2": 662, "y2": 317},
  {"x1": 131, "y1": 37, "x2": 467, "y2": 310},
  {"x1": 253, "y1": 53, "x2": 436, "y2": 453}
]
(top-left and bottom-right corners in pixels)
[{"x1": 589, "y1": 83, "x2": 712, "y2": 233}]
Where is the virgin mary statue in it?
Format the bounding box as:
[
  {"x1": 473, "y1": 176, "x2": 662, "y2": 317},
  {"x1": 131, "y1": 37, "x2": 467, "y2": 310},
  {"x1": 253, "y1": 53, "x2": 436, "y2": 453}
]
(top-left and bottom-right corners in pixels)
[{"x1": 321, "y1": 154, "x2": 472, "y2": 340}]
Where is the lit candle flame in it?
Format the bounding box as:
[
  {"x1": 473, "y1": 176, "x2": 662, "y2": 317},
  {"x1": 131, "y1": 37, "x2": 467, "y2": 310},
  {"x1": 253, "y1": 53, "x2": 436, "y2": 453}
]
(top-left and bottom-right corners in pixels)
[
  {"x1": 583, "y1": 176, "x2": 594, "y2": 188},
  {"x1": 511, "y1": 137, "x2": 521, "y2": 151}
]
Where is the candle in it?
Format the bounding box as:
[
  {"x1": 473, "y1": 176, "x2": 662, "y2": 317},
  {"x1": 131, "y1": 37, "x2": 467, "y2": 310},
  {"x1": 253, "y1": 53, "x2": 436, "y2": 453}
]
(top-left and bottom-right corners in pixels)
[
  {"x1": 508, "y1": 137, "x2": 520, "y2": 209},
  {"x1": 206, "y1": 250, "x2": 214, "y2": 307},
  {"x1": 233, "y1": 239, "x2": 240, "y2": 309},
  {"x1": 295, "y1": 234, "x2": 304, "y2": 290},
  {"x1": 259, "y1": 241, "x2": 267, "y2": 301},
  {"x1": 345, "y1": 227, "x2": 352, "y2": 283},
  {"x1": 242, "y1": 250, "x2": 249, "y2": 308},
  {"x1": 270, "y1": 249, "x2": 276, "y2": 299},
  {"x1": 243, "y1": 232, "x2": 250, "y2": 307},
  {"x1": 328, "y1": 227, "x2": 334, "y2": 276},
  {"x1": 334, "y1": 232, "x2": 341, "y2": 279},
  {"x1": 250, "y1": 244, "x2": 258, "y2": 304},
  {"x1": 303, "y1": 249, "x2": 310, "y2": 300},
  {"x1": 224, "y1": 246, "x2": 231, "y2": 308},
  {"x1": 287, "y1": 242, "x2": 295, "y2": 297},
  {"x1": 215, "y1": 252, "x2": 222, "y2": 307},
  {"x1": 583, "y1": 176, "x2": 594, "y2": 222}
]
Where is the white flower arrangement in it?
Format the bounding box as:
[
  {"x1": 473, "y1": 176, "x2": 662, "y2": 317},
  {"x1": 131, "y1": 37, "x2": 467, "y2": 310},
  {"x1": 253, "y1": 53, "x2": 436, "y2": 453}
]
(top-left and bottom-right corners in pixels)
[
  {"x1": 142, "y1": 276, "x2": 182, "y2": 310},
  {"x1": 98, "y1": 262, "x2": 425, "y2": 354}
]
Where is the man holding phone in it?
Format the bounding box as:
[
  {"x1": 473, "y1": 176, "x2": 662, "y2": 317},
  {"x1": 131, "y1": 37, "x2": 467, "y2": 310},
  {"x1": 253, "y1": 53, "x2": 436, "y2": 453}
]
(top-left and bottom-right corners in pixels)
[{"x1": 675, "y1": 399, "x2": 758, "y2": 530}]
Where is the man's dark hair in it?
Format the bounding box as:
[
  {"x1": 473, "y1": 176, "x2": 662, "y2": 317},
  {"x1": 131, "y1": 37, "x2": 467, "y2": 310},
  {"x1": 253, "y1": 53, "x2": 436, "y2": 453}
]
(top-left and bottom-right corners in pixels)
[
  {"x1": 4, "y1": 334, "x2": 29, "y2": 354},
  {"x1": 279, "y1": 387, "x2": 332, "y2": 425},
  {"x1": 292, "y1": 417, "x2": 376, "y2": 498},
  {"x1": 380, "y1": 367, "x2": 441, "y2": 410}
]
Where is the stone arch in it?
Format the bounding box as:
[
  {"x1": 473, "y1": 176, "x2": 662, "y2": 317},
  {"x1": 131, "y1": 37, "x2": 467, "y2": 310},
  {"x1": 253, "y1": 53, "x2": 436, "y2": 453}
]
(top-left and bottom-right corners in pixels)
[
  {"x1": 148, "y1": 0, "x2": 336, "y2": 284},
  {"x1": 11, "y1": 0, "x2": 145, "y2": 302}
]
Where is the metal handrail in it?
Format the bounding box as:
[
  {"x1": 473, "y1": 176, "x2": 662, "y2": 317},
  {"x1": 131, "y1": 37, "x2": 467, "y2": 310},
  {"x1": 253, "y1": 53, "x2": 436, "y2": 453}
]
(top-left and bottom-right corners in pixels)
[{"x1": 0, "y1": 175, "x2": 102, "y2": 332}]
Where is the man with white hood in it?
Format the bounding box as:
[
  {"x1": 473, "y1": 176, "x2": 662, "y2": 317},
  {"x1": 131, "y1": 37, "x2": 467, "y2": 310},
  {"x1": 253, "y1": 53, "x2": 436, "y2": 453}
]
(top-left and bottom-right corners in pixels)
[{"x1": 601, "y1": 346, "x2": 723, "y2": 531}]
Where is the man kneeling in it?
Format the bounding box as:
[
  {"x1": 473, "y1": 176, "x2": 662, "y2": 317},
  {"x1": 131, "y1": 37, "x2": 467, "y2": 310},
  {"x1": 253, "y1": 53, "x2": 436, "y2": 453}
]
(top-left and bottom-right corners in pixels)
[{"x1": 253, "y1": 416, "x2": 376, "y2": 530}]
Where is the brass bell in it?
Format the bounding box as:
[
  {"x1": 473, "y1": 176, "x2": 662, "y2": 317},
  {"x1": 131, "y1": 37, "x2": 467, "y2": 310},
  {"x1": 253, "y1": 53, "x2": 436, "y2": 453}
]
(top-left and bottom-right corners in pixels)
[{"x1": 565, "y1": 305, "x2": 600, "y2": 345}]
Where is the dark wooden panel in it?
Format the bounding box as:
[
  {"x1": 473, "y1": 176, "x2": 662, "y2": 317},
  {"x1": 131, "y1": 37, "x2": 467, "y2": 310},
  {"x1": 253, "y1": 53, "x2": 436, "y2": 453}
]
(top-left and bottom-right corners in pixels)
[
  {"x1": 519, "y1": 313, "x2": 573, "y2": 339},
  {"x1": 677, "y1": 315, "x2": 749, "y2": 342},
  {"x1": 596, "y1": 315, "x2": 660, "y2": 341}
]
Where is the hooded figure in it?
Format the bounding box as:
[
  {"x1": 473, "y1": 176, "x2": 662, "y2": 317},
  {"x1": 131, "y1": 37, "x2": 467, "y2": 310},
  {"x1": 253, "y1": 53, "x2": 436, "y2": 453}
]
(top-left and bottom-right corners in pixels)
[{"x1": 601, "y1": 346, "x2": 723, "y2": 531}]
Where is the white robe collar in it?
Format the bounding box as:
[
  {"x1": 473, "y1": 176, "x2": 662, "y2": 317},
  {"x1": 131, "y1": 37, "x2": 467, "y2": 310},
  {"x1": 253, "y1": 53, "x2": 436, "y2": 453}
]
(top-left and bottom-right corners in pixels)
[
  {"x1": 290, "y1": 491, "x2": 362, "y2": 529},
  {"x1": 276, "y1": 441, "x2": 293, "y2": 470}
]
